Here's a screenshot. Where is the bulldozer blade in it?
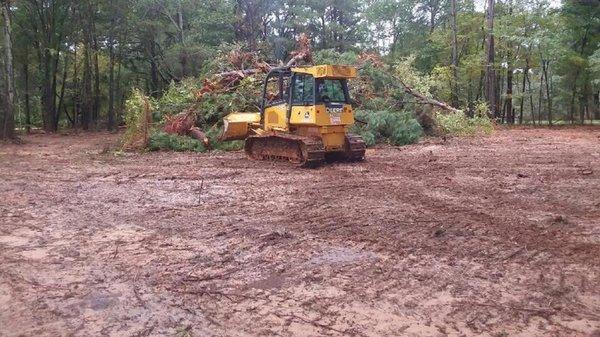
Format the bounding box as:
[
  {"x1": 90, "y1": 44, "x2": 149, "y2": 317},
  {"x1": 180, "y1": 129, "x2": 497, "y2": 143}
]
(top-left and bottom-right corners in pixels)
[{"x1": 221, "y1": 112, "x2": 261, "y2": 141}]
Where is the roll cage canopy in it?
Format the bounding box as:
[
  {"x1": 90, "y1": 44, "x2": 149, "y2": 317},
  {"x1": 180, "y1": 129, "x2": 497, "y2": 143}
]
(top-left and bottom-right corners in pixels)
[
  {"x1": 291, "y1": 65, "x2": 358, "y2": 79},
  {"x1": 261, "y1": 66, "x2": 354, "y2": 118}
]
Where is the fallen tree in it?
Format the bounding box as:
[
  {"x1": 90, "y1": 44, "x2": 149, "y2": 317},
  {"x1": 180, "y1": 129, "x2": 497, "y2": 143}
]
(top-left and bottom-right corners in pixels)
[
  {"x1": 163, "y1": 34, "x2": 314, "y2": 144},
  {"x1": 400, "y1": 81, "x2": 462, "y2": 114},
  {"x1": 357, "y1": 52, "x2": 462, "y2": 114}
]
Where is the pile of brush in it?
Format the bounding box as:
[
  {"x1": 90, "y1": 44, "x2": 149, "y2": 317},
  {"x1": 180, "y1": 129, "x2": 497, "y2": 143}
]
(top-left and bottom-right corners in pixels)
[
  {"x1": 122, "y1": 34, "x2": 462, "y2": 152},
  {"x1": 162, "y1": 34, "x2": 313, "y2": 147}
]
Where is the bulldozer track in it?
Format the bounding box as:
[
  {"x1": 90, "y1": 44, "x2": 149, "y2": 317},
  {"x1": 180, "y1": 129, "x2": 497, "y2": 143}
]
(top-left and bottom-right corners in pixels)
[
  {"x1": 245, "y1": 133, "x2": 366, "y2": 167},
  {"x1": 245, "y1": 134, "x2": 325, "y2": 168},
  {"x1": 344, "y1": 134, "x2": 366, "y2": 162}
]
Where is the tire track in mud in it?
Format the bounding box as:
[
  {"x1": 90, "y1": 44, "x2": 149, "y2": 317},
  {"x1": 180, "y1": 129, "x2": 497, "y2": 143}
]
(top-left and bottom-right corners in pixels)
[{"x1": 1, "y1": 128, "x2": 599, "y2": 336}]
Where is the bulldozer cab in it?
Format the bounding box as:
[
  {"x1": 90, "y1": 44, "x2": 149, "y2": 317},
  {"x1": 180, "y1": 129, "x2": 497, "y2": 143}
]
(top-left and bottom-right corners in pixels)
[
  {"x1": 260, "y1": 65, "x2": 357, "y2": 131},
  {"x1": 261, "y1": 68, "x2": 292, "y2": 117},
  {"x1": 290, "y1": 74, "x2": 350, "y2": 106}
]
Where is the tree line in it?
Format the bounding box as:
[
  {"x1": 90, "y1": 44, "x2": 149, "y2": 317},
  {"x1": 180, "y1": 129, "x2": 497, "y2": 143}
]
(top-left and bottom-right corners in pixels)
[{"x1": 0, "y1": 0, "x2": 598, "y2": 140}]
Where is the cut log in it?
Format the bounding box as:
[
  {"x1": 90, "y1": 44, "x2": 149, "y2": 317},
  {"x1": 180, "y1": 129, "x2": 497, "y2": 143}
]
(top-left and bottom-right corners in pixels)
[
  {"x1": 189, "y1": 127, "x2": 210, "y2": 149},
  {"x1": 285, "y1": 33, "x2": 313, "y2": 68}
]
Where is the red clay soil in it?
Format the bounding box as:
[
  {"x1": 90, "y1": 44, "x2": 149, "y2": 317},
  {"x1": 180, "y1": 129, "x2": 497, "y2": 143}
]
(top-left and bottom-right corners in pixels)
[{"x1": 1, "y1": 128, "x2": 599, "y2": 337}]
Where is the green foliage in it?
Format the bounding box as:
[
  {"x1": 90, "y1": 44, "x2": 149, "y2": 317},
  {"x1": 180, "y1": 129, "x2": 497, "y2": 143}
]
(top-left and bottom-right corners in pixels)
[
  {"x1": 434, "y1": 109, "x2": 494, "y2": 137},
  {"x1": 394, "y1": 55, "x2": 435, "y2": 96},
  {"x1": 155, "y1": 80, "x2": 198, "y2": 121},
  {"x1": 146, "y1": 126, "x2": 244, "y2": 153},
  {"x1": 205, "y1": 126, "x2": 245, "y2": 151},
  {"x1": 590, "y1": 49, "x2": 600, "y2": 86},
  {"x1": 10, "y1": 0, "x2": 600, "y2": 133},
  {"x1": 361, "y1": 62, "x2": 399, "y2": 94},
  {"x1": 352, "y1": 110, "x2": 423, "y2": 146},
  {"x1": 122, "y1": 89, "x2": 154, "y2": 148},
  {"x1": 361, "y1": 97, "x2": 397, "y2": 111},
  {"x1": 429, "y1": 65, "x2": 453, "y2": 102},
  {"x1": 194, "y1": 76, "x2": 263, "y2": 127},
  {"x1": 214, "y1": 140, "x2": 245, "y2": 152},
  {"x1": 313, "y1": 49, "x2": 360, "y2": 65},
  {"x1": 148, "y1": 132, "x2": 207, "y2": 152}
]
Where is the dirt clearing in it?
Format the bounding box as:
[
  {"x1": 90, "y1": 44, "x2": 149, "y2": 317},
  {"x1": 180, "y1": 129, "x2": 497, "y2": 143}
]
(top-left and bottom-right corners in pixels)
[{"x1": 1, "y1": 128, "x2": 600, "y2": 337}]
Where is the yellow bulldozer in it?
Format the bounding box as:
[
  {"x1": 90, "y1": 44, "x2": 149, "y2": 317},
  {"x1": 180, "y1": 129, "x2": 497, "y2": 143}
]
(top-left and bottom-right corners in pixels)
[{"x1": 221, "y1": 64, "x2": 366, "y2": 167}]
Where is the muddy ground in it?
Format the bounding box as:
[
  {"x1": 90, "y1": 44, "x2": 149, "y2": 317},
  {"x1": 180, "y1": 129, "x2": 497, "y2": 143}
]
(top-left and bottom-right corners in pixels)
[{"x1": 1, "y1": 128, "x2": 599, "y2": 337}]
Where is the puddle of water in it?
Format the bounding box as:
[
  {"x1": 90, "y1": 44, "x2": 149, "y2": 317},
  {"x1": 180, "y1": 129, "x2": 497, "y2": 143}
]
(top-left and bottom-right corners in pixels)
[
  {"x1": 0, "y1": 235, "x2": 30, "y2": 247},
  {"x1": 20, "y1": 247, "x2": 49, "y2": 260},
  {"x1": 247, "y1": 273, "x2": 287, "y2": 290},
  {"x1": 308, "y1": 247, "x2": 378, "y2": 266},
  {"x1": 85, "y1": 292, "x2": 120, "y2": 311}
]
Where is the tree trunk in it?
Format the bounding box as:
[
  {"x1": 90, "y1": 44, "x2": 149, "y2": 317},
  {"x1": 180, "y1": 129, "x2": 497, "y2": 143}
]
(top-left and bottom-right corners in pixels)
[
  {"x1": 505, "y1": 62, "x2": 513, "y2": 124},
  {"x1": 107, "y1": 0, "x2": 116, "y2": 131},
  {"x1": 23, "y1": 47, "x2": 31, "y2": 133},
  {"x1": 108, "y1": 51, "x2": 115, "y2": 130},
  {"x1": 51, "y1": 46, "x2": 61, "y2": 130},
  {"x1": 499, "y1": 66, "x2": 505, "y2": 122},
  {"x1": 484, "y1": 0, "x2": 496, "y2": 118},
  {"x1": 29, "y1": 0, "x2": 67, "y2": 133},
  {"x1": 592, "y1": 91, "x2": 600, "y2": 120},
  {"x1": 81, "y1": 8, "x2": 94, "y2": 131},
  {"x1": 450, "y1": 0, "x2": 459, "y2": 108},
  {"x1": 569, "y1": 83, "x2": 577, "y2": 125},
  {"x1": 149, "y1": 39, "x2": 160, "y2": 97},
  {"x1": 519, "y1": 52, "x2": 530, "y2": 124},
  {"x1": 72, "y1": 44, "x2": 79, "y2": 127},
  {"x1": 526, "y1": 70, "x2": 535, "y2": 125},
  {"x1": 518, "y1": 70, "x2": 525, "y2": 124},
  {"x1": 586, "y1": 83, "x2": 598, "y2": 122},
  {"x1": 41, "y1": 49, "x2": 55, "y2": 132},
  {"x1": 542, "y1": 61, "x2": 552, "y2": 126},
  {"x1": 1, "y1": 1, "x2": 15, "y2": 140},
  {"x1": 401, "y1": 81, "x2": 462, "y2": 114},
  {"x1": 189, "y1": 127, "x2": 210, "y2": 148},
  {"x1": 116, "y1": 40, "x2": 125, "y2": 126},
  {"x1": 580, "y1": 82, "x2": 589, "y2": 125},
  {"x1": 467, "y1": 81, "x2": 474, "y2": 117},
  {"x1": 429, "y1": 7, "x2": 436, "y2": 34},
  {"x1": 476, "y1": 69, "x2": 484, "y2": 103},
  {"x1": 115, "y1": 21, "x2": 129, "y2": 126},
  {"x1": 54, "y1": 54, "x2": 69, "y2": 131},
  {"x1": 92, "y1": 6, "x2": 101, "y2": 127},
  {"x1": 504, "y1": 0, "x2": 514, "y2": 124},
  {"x1": 538, "y1": 68, "x2": 544, "y2": 124},
  {"x1": 46, "y1": 34, "x2": 64, "y2": 132},
  {"x1": 177, "y1": 0, "x2": 188, "y2": 78},
  {"x1": 82, "y1": 46, "x2": 93, "y2": 130}
]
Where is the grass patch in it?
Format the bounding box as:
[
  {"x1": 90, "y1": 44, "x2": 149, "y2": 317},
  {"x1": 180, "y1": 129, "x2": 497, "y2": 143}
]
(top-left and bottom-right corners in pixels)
[
  {"x1": 434, "y1": 111, "x2": 494, "y2": 136},
  {"x1": 352, "y1": 110, "x2": 423, "y2": 146},
  {"x1": 148, "y1": 132, "x2": 208, "y2": 152}
]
